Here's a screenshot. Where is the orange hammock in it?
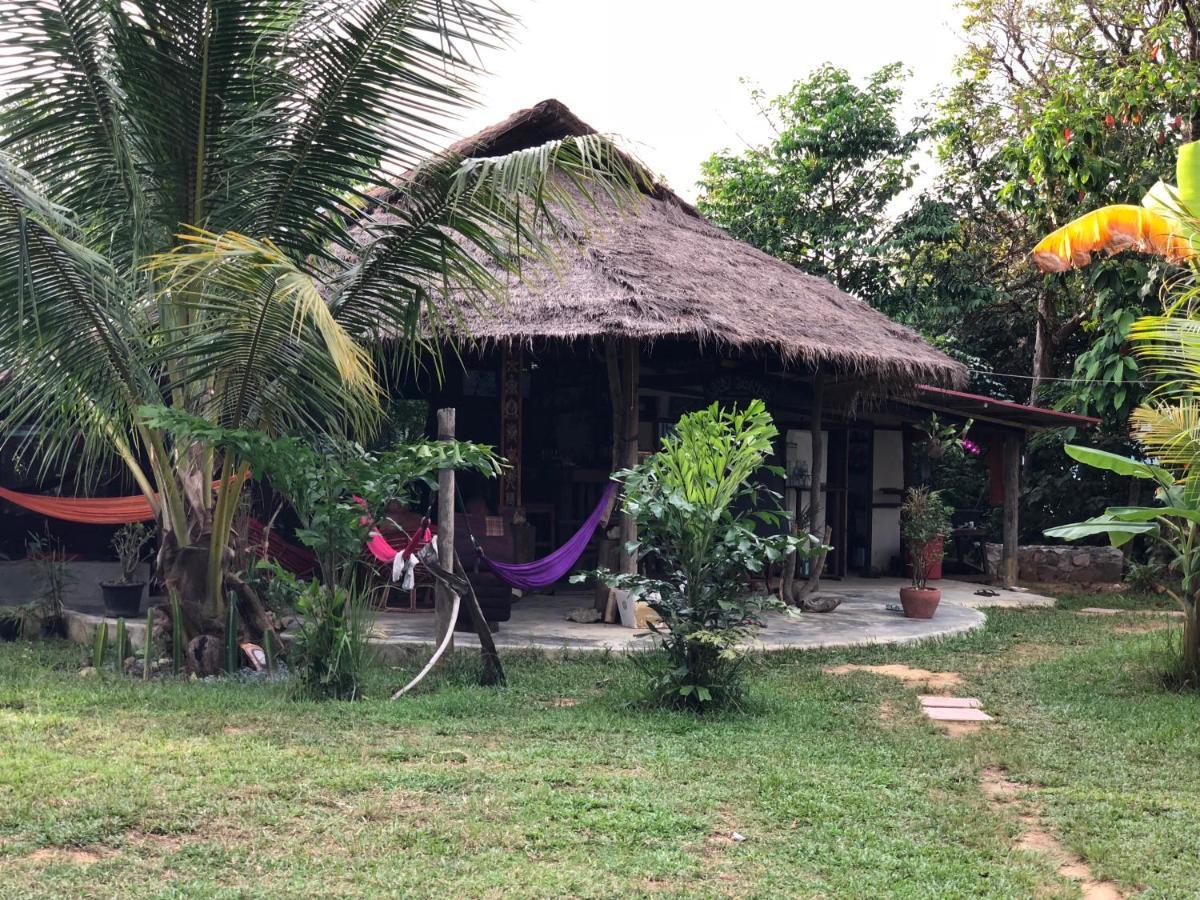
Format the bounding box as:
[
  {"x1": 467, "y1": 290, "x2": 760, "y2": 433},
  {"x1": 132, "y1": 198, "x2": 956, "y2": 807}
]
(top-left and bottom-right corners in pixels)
[
  {"x1": 0, "y1": 478, "x2": 239, "y2": 525},
  {"x1": 0, "y1": 486, "x2": 157, "y2": 524}
]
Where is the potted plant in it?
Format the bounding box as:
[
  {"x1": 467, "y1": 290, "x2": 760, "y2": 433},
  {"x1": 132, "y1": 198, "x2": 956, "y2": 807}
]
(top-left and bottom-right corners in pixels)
[
  {"x1": 899, "y1": 487, "x2": 952, "y2": 619},
  {"x1": 100, "y1": 523, "x2": 153, "y2": 617}
]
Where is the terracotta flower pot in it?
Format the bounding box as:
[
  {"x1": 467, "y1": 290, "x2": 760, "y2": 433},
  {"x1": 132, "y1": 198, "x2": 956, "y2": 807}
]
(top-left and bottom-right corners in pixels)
[
  {"x1": 899, "y1": 587, "x2": 941, "y2": 619},
  {"x1": 903, "y1": 535, "x2": 945, "y2": 582}
]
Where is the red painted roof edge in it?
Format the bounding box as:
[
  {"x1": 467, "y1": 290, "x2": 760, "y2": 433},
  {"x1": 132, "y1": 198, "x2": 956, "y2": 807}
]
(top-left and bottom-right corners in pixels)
[{"x1": 916, "y1": 385, "x2": 1101, "y2": 428}]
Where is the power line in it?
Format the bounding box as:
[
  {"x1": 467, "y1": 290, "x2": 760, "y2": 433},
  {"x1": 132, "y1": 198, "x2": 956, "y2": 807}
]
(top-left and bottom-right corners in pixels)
[{"x1": 966, "y1": 367, "x2": 1136, "y2": 386}]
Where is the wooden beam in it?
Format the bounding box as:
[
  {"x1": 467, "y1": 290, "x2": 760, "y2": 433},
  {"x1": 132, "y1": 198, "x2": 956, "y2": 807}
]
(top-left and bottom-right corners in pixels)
[
  {"x1": 1002, "y1": 432, "x2": 1020, "y2": 589},
  {"x1": 498, "y1": 347, "x2": 523, "y2": 508},
  {"x1": 435, "y1": 407, "x2": 457, "y2": 657}
]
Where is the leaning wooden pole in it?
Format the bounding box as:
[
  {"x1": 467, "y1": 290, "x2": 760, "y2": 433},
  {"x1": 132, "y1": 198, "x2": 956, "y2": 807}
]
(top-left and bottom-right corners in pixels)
[
  {"x1": 435, "y1": 408, "x2": 457, "y2": 659},
  {"x1": 453, "y1": 554, "x2": 505, "y2": 686}
]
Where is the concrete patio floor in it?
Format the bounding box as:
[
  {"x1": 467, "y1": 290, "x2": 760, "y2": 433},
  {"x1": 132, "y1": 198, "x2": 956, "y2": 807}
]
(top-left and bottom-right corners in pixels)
[
  {"x1": 3, "y1": 559, "x2": 1055, "y2": 659},
  {"x1": 369, "y1": 578, "x2": 1054, "y2": 659}
]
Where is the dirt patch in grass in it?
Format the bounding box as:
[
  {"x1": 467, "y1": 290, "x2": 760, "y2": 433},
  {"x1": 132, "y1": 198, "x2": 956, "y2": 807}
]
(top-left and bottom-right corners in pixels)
[
  {"x1": 980, "y1": 766, "x2": 1123, "y2": 899},
  {"x1": 878, "y1": 699, "x2": 896, "y2": 725},
  {"x1": 127, "y1": 831, "x2": 191, "y2": 853},
  {"x1": 24, "y1": 847, "x2": 111, "y2": 866},
  {"x1": 938, "y1": 721, "x2": 984, "y2": 738},
  {"x1": 823, "y1": 663, "x2": 963, "y2": 692},
  {"x1": 702, "y1": 811, "x2": 748, "y2": 858},
  {"x1": 1112, "y1": 622, "x2": 1176, "y2": 635}
]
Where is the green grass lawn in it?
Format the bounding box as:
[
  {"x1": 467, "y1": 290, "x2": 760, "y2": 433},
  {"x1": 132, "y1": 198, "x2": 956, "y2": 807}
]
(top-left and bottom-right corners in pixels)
[{"x1": 1, "y1": 596, "x2": 1198, "y2": 898}]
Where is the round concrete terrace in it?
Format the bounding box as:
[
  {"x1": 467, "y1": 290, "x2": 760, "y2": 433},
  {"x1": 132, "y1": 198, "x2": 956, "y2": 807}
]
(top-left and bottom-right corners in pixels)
[
  {"x1": 2, "y1": 563, "x2": 1052, "y2": 658},
  {"x1": 367, "y1": 578, "x2": 1053, "y2": 662}
]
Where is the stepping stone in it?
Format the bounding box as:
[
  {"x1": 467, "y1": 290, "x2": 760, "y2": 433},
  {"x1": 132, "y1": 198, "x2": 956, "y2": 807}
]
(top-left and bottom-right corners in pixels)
[
  {"x1": 919, "y1": 696, "x2": 982, "y2": 709},
  {"x1": 923, "y1": 706, "x2": 993, "y2": 723}
]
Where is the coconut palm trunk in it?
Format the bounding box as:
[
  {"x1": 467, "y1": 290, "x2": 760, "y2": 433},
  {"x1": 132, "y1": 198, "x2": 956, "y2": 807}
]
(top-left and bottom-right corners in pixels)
[{"x1": 0, "y1": 0, "x2": 630, "y2": 638}]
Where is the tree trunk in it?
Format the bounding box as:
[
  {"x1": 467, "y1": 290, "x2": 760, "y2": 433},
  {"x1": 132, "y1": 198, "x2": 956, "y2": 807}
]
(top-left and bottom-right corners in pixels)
[
  {"x1": 157, "y1": 531, "x2": 219, "y2": 638},
  {"x1": 435, "y1": 408, "x2": 457, "y2": 659},
  {"x1": 1184, "y1": 602, "x2": 1199, "y2": 682},
  {"x1": 1030, "y1": 296, "x2": 1053, "y2": 404}
]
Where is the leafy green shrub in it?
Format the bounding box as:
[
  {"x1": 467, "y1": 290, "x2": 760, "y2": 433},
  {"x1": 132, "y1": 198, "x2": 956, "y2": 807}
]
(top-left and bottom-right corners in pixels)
[
  {"x1": 145, "y1": 406, "x2": 501, "y2": 698},
  {"x1": 593, "y1": 400, "x2": 822, "y2": 710},
  {"x1": 290, "y1": 581, "x2": 377, "y2": 700},
  {"x1": 243, "y1": 558, "x2": 303, "y2": 617}
]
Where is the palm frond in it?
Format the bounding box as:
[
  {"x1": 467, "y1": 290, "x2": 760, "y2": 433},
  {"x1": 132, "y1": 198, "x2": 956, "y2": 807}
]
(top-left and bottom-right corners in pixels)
[
  {"x1": 1129, "y1": 307, "x2": 1200, "y2": 399},
  {"x1": 0, "y1": 0, "x2": 149, "y2": 267},
  {"x1": 1130, "y1": 401, "x2": 1200, "y2": 470},
  {"x1": 145, "y1": 228, "x2": 380, "y2": 436},
  {"x1": 1032, "y1": 205, "x2": 1194, "y2": 272},
  {"x1": 330, "y1": 133, "x2": 639, "y2": 366},
  {"x1": 238, "y1": 0, "x2": 515, "y2": 260},
  {"x1": 0, "y1": 154, "x2": 156, "y2": 487}
]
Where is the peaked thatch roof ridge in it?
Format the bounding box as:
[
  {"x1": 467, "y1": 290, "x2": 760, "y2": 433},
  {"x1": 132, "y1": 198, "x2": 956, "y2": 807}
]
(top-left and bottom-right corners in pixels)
[{"x1": 373, "y1": 99, "x2": 966, "y2": 389}]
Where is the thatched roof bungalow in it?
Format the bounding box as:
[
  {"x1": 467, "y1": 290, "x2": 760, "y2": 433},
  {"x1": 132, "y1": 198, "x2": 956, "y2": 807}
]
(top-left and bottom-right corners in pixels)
[
  {"x1": 370, "y1": 100, "x2": 1090, "y2": 597},
  {"x1": 371, "y1": 99, "x2": 965, "y2": 393}
]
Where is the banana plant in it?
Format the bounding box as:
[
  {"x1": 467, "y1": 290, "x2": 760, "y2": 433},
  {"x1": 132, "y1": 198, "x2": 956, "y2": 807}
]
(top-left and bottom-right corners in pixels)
[
  {"x1": 1032, "y1": 141, "x2": 1200, "y2": 271},
  {"x1": 1046, "y1": 442, "x2": 1200, "y2": 677}
]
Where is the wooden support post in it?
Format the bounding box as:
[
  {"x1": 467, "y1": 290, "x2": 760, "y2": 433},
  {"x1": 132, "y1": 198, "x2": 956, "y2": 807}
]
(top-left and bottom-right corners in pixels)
[
  {"x1": 499, "y1": 347, "x2": 523, "y2": 509},
  {"x1": 1002, "y1": 432, "x2": 1020, "y2": 589},
  {"x1": 435, "y1": 408, "x2": 457, "y2": 657},
  {"x1": 453, "y1": 555, "x2": 505, "y2": 687},
  {"x1": 779, "y1": 480, "x2": 798, "y2": 602},
  {"x1": 618, "y1": 340, "x2": 640, "y2": 577},
  {"x1": 598, "y1": 339, "x2": 640, "y2": 621},
  {"x1": 795, "y1": 372, "x2": 828, "y2": 604}
]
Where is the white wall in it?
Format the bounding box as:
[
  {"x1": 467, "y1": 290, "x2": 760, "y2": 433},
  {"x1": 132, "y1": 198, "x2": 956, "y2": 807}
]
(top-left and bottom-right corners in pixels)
[{"x1": 871, "y1": 430, "x2": 904, "y2": 573}]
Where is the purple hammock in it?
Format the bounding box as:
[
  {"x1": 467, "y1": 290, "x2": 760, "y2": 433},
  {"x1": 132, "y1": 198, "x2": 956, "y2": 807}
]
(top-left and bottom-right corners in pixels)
[{"x1": 481, "y1": 481, "x2": 619, "y2": 592}]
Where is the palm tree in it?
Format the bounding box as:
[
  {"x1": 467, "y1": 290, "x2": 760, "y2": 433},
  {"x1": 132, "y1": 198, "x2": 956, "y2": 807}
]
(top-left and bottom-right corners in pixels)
[{"x1": 0, "y1": 0, "x2": 627, "y2": 634}]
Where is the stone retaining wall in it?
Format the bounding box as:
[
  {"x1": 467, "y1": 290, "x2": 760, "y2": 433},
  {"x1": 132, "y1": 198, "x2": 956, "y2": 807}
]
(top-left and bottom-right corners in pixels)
[{"x1": 984, "y1": 543, "x2": 1124, "y2": 585}]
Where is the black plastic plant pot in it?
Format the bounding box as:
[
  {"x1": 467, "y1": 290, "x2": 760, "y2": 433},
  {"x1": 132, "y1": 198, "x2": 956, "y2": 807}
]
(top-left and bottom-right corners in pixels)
[{"x1": 100, "y1": 581, "x2": 145, "y2": 617}]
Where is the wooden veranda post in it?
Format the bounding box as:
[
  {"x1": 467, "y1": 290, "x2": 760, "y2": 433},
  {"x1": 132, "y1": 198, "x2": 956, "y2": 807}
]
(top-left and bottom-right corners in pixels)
[
  {"x1": 435, "y1": 408, "x2": 457, "y2": 657},
  {"x1": 392, "y1": 406, "x2": 503, "y2": 697},
  {"x1": 499, "y1": 347, "x2": 523, "y2": 509},
  {"x1": 618, "y1": 340, "x2": 640, "y2": 576},
  {"x1": 598, "y1": 339, "x2": 640, "y2": 621},
  {"x1": 795, "y1": 371, "x2": 829, "y2": 604},
  {"x1": 1002, "y1": 432, "x2": 1021, "y2": 589}
]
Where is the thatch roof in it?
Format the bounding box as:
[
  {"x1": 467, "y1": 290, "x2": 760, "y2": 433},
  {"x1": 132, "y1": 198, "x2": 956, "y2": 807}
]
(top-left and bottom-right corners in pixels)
[{"x1": 370, "y1": 99, "x2": 966, "y2": 390}]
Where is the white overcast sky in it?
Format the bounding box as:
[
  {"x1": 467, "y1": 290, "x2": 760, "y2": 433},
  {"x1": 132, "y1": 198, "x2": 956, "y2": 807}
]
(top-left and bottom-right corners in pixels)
[{"x1": 453, "y1": 1, "x2": 968, "y2": 202}]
